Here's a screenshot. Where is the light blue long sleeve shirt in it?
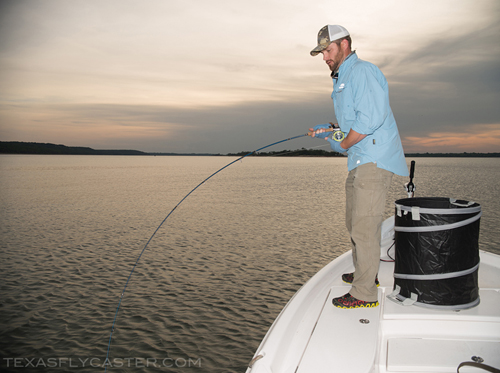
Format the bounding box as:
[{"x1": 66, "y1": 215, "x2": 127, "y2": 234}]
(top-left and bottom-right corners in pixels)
[{"x1": 332, "y1": 52, "x2": 408, "y2": 176}]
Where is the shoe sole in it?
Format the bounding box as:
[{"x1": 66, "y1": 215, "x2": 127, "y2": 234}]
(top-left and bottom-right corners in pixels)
[{"x1": 332, "y1": 301, "x2": 379, "y2": 309}]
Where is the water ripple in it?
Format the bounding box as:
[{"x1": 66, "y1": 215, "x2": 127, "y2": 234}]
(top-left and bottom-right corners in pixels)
[{"x1": 1, "y1": 156, "x2": 499, "y2": 373}]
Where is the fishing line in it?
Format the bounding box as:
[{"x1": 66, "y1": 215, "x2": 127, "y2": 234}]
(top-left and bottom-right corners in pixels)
[{"x1": 103, "y1": 132, "x2": 309, "y2": 370}]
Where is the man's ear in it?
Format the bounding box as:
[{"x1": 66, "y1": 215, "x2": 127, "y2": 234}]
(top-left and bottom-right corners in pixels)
[{"x1": 341, "y1": 38, "x2": 350, "y2": 52}]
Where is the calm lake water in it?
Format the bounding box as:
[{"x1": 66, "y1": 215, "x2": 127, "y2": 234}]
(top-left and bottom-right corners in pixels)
[{"x1": 1, "y1": 155, "x2": 499, "y2": 372}]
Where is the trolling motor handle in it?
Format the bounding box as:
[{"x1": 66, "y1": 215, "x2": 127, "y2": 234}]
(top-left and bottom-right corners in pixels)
[{"x1": 405, "y1": 160, "x2": 416, "y2": 198}]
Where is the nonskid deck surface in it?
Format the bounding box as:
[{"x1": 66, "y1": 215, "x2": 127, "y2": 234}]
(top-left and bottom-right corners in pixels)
[
  {"x1": 295, "y1": 286, "x2": 381, "y2": 373},
  {"x1": 247, "y1": 250, "x2": 500, "y2": 373},
  {"x1": 298, "y1": 253, "x2": 500, "y2": 373}
]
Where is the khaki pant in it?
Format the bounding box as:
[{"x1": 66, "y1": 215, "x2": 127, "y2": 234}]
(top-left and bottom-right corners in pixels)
[{"x1": 345, "y1": 162, "x2": 393, "y2": 302}]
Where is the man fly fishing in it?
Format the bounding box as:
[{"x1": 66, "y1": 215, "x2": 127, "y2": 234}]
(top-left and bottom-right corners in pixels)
[{"x1": 309, "y1": 25, "x2": 408, "y2": 309}]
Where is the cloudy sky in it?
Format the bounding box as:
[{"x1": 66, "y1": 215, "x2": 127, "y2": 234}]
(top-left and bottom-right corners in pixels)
[{"x1": 0, "y1": 0, "x2": 499, "y2": 153}]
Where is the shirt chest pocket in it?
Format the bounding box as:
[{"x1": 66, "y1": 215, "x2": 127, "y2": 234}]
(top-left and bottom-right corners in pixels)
[{"x1": 332, "y1": 82, "x2": 356, "y2": 126}]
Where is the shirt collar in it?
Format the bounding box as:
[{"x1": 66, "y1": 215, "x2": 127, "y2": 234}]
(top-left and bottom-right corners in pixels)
[{"x1": 331, "y1": 51, "x2": 357, "y2": 80}]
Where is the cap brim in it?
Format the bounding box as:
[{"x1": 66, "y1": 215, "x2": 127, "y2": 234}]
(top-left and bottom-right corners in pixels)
[{"x1": 310, "y1": 45, "x2": 326, "y2": 56}]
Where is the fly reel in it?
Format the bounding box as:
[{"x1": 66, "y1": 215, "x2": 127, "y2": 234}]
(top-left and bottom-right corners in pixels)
[{"x1": 331, "y1": 129, "x2": 345, "y2": 142}]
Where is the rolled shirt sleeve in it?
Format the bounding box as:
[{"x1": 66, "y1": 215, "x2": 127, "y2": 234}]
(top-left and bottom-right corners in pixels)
[{"x1": 332, "y1": 53, "x2": 409, "y2": 176}]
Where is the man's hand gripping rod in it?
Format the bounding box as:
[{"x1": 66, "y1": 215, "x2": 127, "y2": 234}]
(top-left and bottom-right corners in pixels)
[{"x1": 307, "y1": 123, "x2": 345, "y2": 142}]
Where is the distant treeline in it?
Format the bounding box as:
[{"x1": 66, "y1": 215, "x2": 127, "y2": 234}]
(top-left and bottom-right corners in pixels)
[
  {"x1": 227, "y1": 148, "x2": 345, "y2": 157},
  {"x1": 230, "y1": 150, "x2": 500, "y2": 157},
  {"x1": 1, "y1": 141, "x2": 499, "y2": 157},
  {"x1": 404, "y1": 152, "x2": 500, "y2": 157},
  {"x1": 0, "y1": 142, "x2": 147, "y2": 155}
]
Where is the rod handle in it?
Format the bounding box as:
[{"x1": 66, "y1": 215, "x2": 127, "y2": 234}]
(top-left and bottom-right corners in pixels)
[{"x1": 308, "y1": 127, "x2": 334, "y2": 137}]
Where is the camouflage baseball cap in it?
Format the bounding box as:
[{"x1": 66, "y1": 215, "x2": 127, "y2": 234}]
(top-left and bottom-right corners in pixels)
[{"x1": 310, "y1": 25, "x2": 350, "y2": 56}]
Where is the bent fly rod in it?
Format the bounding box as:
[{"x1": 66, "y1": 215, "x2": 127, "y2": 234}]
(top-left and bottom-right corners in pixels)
[{"x1": 103, "y1": 129, "x2": 330, "y2": 370}]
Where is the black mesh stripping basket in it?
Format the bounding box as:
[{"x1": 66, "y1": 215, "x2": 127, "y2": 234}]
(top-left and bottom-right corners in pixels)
[{"x1": 389, "y1": 197, "x2": 481, "y2": 310}]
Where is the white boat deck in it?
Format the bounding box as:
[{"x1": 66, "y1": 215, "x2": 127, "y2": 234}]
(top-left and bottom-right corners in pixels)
[{"x1": 246, "y1": 219, "x2": 500, "y2": 373}]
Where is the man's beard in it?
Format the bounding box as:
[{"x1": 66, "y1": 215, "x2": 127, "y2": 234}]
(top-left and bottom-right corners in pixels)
[{"x1": 327, "y1": 50, "x2": 344, "y2": 72}]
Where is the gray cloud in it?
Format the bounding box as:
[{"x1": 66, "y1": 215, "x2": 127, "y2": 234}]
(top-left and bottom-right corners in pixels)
[
  {"x1": 0, "y1": 96, "x2": 333, "y2": 153},
  {"x1": 386, "y1": 17, "x2": 500, "y2": 139},
  {"x1": 0, "y1": 0, "x2": 499, "y2": 154}
]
